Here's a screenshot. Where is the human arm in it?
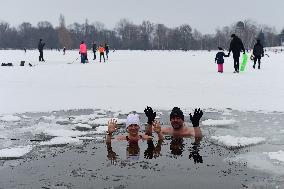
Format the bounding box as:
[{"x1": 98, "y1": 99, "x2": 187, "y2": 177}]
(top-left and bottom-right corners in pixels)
[
  {"x1": 144, "y1": 106, "x2": 156, "y2": 136},
  {"x1": 152, "y1": 120, "x2": 164, "y2": 140},
  {"x1": 224, "y1": 52, "x2": 230, "y2": 57},
  {"x1": 106, "y1": 119, "x2": 117, "y2": 143}
]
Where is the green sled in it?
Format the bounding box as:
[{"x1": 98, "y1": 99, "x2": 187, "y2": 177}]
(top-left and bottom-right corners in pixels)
[{"x1": 240, "y1": 53, "x2": 248, "y2": 72}]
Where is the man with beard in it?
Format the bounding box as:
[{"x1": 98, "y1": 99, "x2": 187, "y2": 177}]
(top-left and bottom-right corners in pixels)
[
  {"x1": 144, "y1": 106, "x2": 203, "y2": 162},
  {"x1": 144, "y1": 106, "x2": 203, "y2": 138}
]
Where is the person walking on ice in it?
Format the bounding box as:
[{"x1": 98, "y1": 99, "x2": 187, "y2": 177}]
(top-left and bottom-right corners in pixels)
[
  {"x1": 215, "y1": 47, "x2": 229, "y2": 73},
  {"x1": 98, "y1": 44, "x2": 105, "y2": 63},
  {"x1": 38, "y1": 39, "x2": 45, "y2": 62},
  {"x1": 92, "y1": 41, "x2": 97, "y2": 60},
  {"x1": 79, "y1": 41, "x2": 87, "y2": 63},
  {"x1": 228, "y1": 34, "x2": 245, "y2": 73},
  {"x1": 252, "y1": 39, "x2": 264, "y2": 69},
  {"x1": 104, "y1": 43, "x2": 110, "y2": 60}
]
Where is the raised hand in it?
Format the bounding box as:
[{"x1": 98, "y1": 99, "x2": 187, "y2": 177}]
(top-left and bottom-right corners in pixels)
[
  {"x1": 152, "y1": 120, "x2": 161, "y2": 134},
  {"x1": 189, "y1": 108, "x2": 203, "y2": 127},
  {"x1": 108, "y1": 119, "x2": 117, "y2": 134},
  {"x1": 144, "y1": 106, "x2": 156, "y2": 124}
]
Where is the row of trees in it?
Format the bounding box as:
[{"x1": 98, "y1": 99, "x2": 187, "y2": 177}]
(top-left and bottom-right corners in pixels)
[{"x1": 0, "y1": 15, "x2": 283, "y2": 50}]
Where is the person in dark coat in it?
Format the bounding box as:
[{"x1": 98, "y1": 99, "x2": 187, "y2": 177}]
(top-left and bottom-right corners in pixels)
[
  {"x1": 104, "y1": 43, "x2": 110, "y2": 60},
  {"x1": 215, "y1": 47, "x2": 229, "y2": 73},
  {"x1": 252, "y1": 39, "x2": 264, "y2": 69},
  {"x1": 228, "y1": 34, "x2": 245, "y2": 73},
  {"x1": 38, "y1": 39, "x2": 45, "y2": 62},
  {"x1": 92, "y1": 41, "x2": 97, "y2": 60}
]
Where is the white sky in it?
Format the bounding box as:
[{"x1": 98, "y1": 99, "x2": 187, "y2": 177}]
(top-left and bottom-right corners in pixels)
[{"x1": 0, "y1": 0, "x2": 283, "y2": 33}]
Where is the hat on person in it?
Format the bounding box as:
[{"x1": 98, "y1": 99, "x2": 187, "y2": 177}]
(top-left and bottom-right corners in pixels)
[
  {"x1": 170, "y1": 107, "x2": 184, "y2": 121},
  {"x1": 126, "y1": 113, "x2": 140, "y2": 128}
]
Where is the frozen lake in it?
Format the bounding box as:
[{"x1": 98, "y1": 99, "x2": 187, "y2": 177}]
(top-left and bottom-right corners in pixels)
[{"x1": 0, "y1": 49, "x2": 284, "y2": 188}]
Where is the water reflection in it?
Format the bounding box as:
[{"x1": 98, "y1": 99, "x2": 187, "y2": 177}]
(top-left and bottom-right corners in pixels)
[{"x1": 106, "y1": 137, "x2": 203, "y2": 164}]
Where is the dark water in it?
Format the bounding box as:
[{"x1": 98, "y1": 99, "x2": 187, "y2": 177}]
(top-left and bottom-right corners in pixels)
[{"x1": 0, "y1": 108, "x2": 283, "y2": 189}]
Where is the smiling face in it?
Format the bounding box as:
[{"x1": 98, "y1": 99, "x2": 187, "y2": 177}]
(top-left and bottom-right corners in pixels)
[
  {"x1": 170, "y1": 116, "x2": 184, "y2": 130},
  {"x1": 127, "y1": 124, "x2": 140, "y2": 136}
]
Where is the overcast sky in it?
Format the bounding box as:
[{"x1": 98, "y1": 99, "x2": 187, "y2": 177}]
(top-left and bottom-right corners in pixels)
[{"x1": 0, "y1": 0, "x2": 283, "y2": 34}]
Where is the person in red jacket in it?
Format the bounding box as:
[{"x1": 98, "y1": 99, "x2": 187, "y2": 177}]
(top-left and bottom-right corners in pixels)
[
  {"x1": 98, "y1": 44, "x2": 105, "y2": 63},
  {"x1": 79, "y1": 41, "x2": 87, "y2": 63}
]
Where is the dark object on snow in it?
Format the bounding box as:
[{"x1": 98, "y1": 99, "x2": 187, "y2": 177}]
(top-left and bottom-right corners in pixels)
[
  {"x1": 1, "y1": 63, "x2": 13, "y2": 66},
  {"x1": 38, "y1": 39, "x2": 45, "y2": 62},
  {"x1": 29, "y1": 63, "x2": 33, "y2": 67},
  {"x1": 229, "y1": 34, "x2": 245, "y2": 73},
  {"x1": 20, "y1": 61, "x2": 25, "y2": 66},
  {"x1": 252, "y1": 40, "x2": 264, "y2": 69}
]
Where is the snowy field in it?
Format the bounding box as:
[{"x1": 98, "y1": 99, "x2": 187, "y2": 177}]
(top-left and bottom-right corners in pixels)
[
  {"x1": 1, "y1": 49, "x2": 284, "y2": 187},
  {"x1": 0, "y1": 49, "x2": 284, "y2": 114}
]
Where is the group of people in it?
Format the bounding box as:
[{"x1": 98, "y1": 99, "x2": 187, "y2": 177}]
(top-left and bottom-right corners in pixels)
[
  {"x1": 36, "y1": 38, "x2": 110, "y2": 64},
  {"x1": 215, "y1": 34, "x2": 265, "y2": 73},
  {"x1": 106, "y1": 106, "x2": 203, "y2": 162},
  {"x1": 79, "y1": 41, "x2": 110, "y2": 64}
]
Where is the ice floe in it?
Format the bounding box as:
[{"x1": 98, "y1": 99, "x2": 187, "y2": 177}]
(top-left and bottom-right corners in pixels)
[{"x1": 211, "y1": 135, "x2": 265, "y2": 148}]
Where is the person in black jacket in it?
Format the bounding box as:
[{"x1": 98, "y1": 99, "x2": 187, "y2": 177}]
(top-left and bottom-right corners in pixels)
[
  {"x1": 38, "y1": 39, "x2": 45, "y2": 62},
  {"x1": 252, "y1": 39, "x2": 264, "y2": 69},
  {"x1": 105, "y1": 43, "x2": 110, "y2": 60},
  {"x1": 92, "y1": 41, "x2": 97, "y2": 60},
  {"x1": 228, "y1": 34, "x2": 245, "y2": 73},
  {"x1": 215, "y1": 47, "x2": 229, "y2": 73}
]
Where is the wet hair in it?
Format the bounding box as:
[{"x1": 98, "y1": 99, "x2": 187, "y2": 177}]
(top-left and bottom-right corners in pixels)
[{"x1": 170, "y1": 107, "x2": 184, "y2": 121}]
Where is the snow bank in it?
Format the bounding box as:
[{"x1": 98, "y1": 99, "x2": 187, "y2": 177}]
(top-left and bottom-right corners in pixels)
[
  {"x1": 211, "y1": 135, "x2": 265, "y2": 148},
  {"x1": 94, "y1": 126, "x2": 108, "y2": 134},
  {"x1": 75, "y1": 123, "x2": 92, "y2": 129},
  {"x1": 40, "y1": 137, "x2": 82, "y2": 146},
  {"x1": 1, "y1": 50, "x2": 284, "y2": 114},
  {"x1": 0, "y1": 145, "x2": 33, "y2": 159},
  {"x1": 264, "y1": 150, "x2": 284, "y2": 163},
  {"x1": 88, "y1": 118, "x2": 126, "y2": 126},
  {"x1": 202, "y1": 119, "x2": 236, "y2": 126},
  {"x1": 32, "y1": 122, "x2": 87, "y2": 137},
  {"x1": 0, "y1": 115, "x2": 21, "y2": 122}
]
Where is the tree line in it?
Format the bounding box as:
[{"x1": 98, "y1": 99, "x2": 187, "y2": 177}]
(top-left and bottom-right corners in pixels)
[{"x1": 0, "y1": 15, "x2": 283, "y2": 50}]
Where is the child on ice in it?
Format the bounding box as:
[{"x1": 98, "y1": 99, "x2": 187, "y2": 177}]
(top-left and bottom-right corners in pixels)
[{"x1": 215, "y1": 47, "x2": 229, "y2": 73}]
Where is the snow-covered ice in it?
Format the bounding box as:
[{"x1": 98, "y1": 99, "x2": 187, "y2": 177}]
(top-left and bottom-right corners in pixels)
[
  {"x1": 202, "y1": 119, "x2": 236, "y2": 126},
  {"x1": 264, "y1": 150, "x2": 284, "y2": 163},
  {"x1": 0, "y1": 145, "x2": 33, "y2": 159},
  {"x1": 211, "y1": 135, "x2": 265, "y2": 148},
  {"x1": 0, "y1": 115, "x2": 21, "y2": 122},
  {"x1": 1, "y1": 49, "x2": 284, "y2": 178},
  {"x1": 1, "y1": 50, "x2": 284, "y2": 114},
  {"x1": 39, "y1": 137, "x2": 82, "y2": 146}
]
